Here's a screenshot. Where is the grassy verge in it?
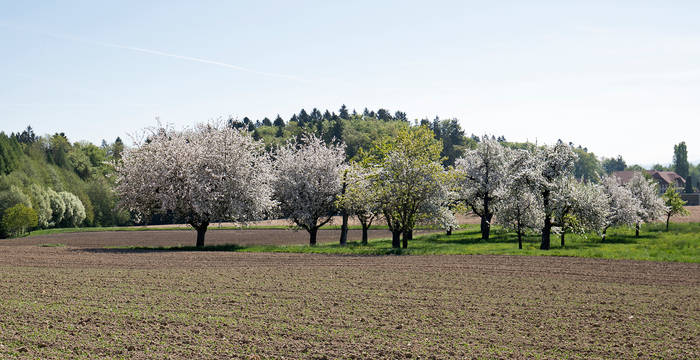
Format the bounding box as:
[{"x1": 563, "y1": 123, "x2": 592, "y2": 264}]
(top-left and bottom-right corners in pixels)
[{"x1": 113, "y1": 222, "x2": 700, "y2": 263}]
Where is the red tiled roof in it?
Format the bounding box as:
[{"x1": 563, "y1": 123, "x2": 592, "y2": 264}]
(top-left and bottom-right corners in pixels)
[{"x1": 647, "y1": 170, "x2": 686, "y2": 186}]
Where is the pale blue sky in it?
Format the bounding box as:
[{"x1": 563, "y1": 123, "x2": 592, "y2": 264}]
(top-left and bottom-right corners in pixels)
[{"x1": 1, "y1": 1, "x2": 698, "y2": 165}]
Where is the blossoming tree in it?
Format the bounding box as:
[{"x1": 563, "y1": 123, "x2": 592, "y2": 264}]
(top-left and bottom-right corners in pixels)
[
  {"x1": 551, "y1": 176, "x2": 608, "y2": 246},
  {"x1": 454, "y1": 138, "x2": 511, "y2": 240},
  {"x1": 600, "y1": 175, "x2": 641, "y2": 240},
  {"x1": 533, "y1": 142, "x2": 578, "y2": 250},
  {"x1": 336, "y1": 163, "x2": 382, "y2": 245},
  {"x1": 626, "y1": 173, "x2": 667, "y2": 237},
  {"x1": 496, "y1": 150, "x2": 542, "y2": 249},
  {"x1": 116, "y1": 123, "x2": 275, "y2": 247},
  {"x1": 272, "y1": 134, "x2": 346, "y2": 246}
]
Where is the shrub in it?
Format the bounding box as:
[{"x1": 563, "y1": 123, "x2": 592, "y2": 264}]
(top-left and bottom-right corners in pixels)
[{"x1": 2, "y1": 204, "x2": 38, "y2": 237}]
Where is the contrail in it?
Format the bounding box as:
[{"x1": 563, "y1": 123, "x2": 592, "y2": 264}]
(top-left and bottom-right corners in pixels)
[
  {"x1": 93, "y1": 41, "x2": 306, "y2": 82},
  {"x1": 0, "y1": 23, "x2": 306, "y2": 82}
]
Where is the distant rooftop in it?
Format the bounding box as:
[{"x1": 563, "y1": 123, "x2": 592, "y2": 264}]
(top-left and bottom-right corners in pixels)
[{"x1": 611, "y1": 170, "x2": 686, "y2": 187}]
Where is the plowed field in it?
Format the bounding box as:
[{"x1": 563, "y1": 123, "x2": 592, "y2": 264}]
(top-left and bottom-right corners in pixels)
[{"x1": 0, "y1": 232, "x2": 698, "y2": 359}]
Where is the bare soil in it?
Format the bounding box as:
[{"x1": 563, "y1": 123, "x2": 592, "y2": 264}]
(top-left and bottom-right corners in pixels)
[
  {"x1": 672, "y1": 205, "x2": 700, "y2": 222},
  {"x1": 0, "y1": 235, "x2": 697, "y2": 359}
]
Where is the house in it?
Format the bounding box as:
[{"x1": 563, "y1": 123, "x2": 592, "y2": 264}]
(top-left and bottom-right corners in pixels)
[
  {"x1": 647, "y1": 171, "x2": 685, "y2": 194},
  {"x1": 611, "y1": 170, "x2": 686, "y2": 195}
]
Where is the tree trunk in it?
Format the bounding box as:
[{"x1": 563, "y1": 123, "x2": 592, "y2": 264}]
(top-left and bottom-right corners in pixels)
[
  {"x1": 480, "y1": 197, "x2": 492, "y2": 240},
  {"x1": 339, "y1": 171, "x2": 348, "y2": 246},
  {"x1": 446, "y1": 229, "x2": 452, "y2": 236},
  {"x1": 361, "y1": 223, "x2": 368, "y2": 245},
  {"x1": 602, "y1": 227, "x2": 608, "y2": 242},
  {"x1": 540, "y1": 190, "x2": 551, "y2": 250},
  {"x1": 309, "y1": 227, "x2": 318, "y2": 246},
  {"x1": 339, "y1": 212, "x2": 348, "y2": 246},
  {"x1": 540, "y1": 215, "x2": 552, "y2": 250},
  {"x1": 517, "y1": 231, "x2": 522, "y2": 250},
  {"x1": 666, "y1": 213, "x2": 671, "y2": 231},
  {"x1": 635, "y1": 222, "x2": 640, "y2": 238},
  {"x1": 402, "y1": 229, "x2": 413, "y2": 249},
  {"x1": 560, "y1": 231, "x2": 565, "y2": 248},
  {"x1": 391, "y1": 230, "x2": 401, "y2": 248},
  {"x1": 195, "y1": 222, "x2": 209, "y2": 248}
]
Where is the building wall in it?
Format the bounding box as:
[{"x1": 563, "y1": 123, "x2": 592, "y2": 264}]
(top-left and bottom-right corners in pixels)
[{"x1": 681, "y1": 193, "x2": 700, "y2": 206}]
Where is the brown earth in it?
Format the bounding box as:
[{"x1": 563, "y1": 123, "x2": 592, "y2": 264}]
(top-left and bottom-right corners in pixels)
[
  {"x1": 0, "y1": 235, "x2": 698, "y2": 359},
  {"x1": 672, "y1": 205, "x2": 700, "y2": 222}
]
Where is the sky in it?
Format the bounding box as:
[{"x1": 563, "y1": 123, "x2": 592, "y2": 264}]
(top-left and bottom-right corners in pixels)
[{"x1": 1, "y1": 0, "x2": 698, "y2": 166}]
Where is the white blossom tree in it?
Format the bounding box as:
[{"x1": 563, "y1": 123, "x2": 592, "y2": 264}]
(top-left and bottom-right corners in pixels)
[
  {"x1": 418, "y1": 169, "x2": 459, "y2": 235},
  {"x1": 533, "y1": 142, "x2": 578, "y2": 250},
  {"x1": 454, "y1": 138, "x2": 511, "y2": 240},
  {"x1": 600, "y1": 175, "x2": 641, "y2": 241},
  {"x1": 272, "y1": 134, "x2": 346, "y2": 246},
  {"x1": 626, "y1": 173, "x2": 667, "y2": 237},
  {"x1": 497, "y1": 190, "x2": 542, "y2": 249},
  {"x1": 47, "y1": 188, "x2": 66, "y2": 227},
  {"x1": 116, "y1": 122, "x2": 276, "y2": 247},
  {"x1": 336, "y1": 163, "x2": 382, "y2": 245},
  {"x1": 551, "y1": 177, "x2": 608, "y2": 247},
  {"x1": 496, "y1": 150, "x2": 542, "y2": 249},
  {"x1": 59, "y1": 191, "x2": 86, "y2": 227},
  {"x1": 26, "y1": 184, "x2": 52, "y2": 228}
]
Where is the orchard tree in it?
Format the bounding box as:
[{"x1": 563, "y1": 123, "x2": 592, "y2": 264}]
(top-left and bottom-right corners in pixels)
[
  {"x1": 524, "y1": 142, "x2": 576, "y2": 250},
  {"x1": 419, "y1": 169, "x2": 459, "y2": 235},
  {"x1": 626, "y1": 173, "x2": 667, "y2": 237},
  {"x1": 533, "y1": 142, "x2": 578, "y2": 250},
  {"x1": 661, "y1": 185, "x2": 689, "y2": 231},
  {"x1": 600, "y1": 176, "x2": 641, "y2": 240},
  {"x1": 116, "y1": 123, "x2": 276, "y2": 247},
  {"x1": 496, "y1": 150, "x2": 542, "y2": 249},
  {"x1": 551, "y1": 177, "x2": 608, "y2": 246},
  {"x1": 272, "y1": 134, "x2": 346, "y2": 246},
  {"x1": 454, "y1": 137, "x2": 511, "y2": 240},
  {"x1": 497, "y1": 190, "x2": 541, "y2": 249},
  {"x1": 336, "y1": 163, "x2": 382, "y2": 245},
  {"x1": 369, "y1": 126, "x2": 445, "y2": 248}
]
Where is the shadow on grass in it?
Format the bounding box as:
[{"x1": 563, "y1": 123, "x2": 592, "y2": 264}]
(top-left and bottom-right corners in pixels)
[
  {"x1": 77, "y1": 243, "x2": 249, "y2": 254},
  {"x1": 75, "y1": 240, "x2": 421, "y2": 256},
  {"x1": 599, "y1": 235, "x2": 647, "y2": 244},
  {"x1": 423, "y1": 231, "x2": 527, "y2": 246}
]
